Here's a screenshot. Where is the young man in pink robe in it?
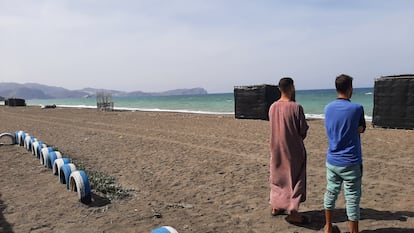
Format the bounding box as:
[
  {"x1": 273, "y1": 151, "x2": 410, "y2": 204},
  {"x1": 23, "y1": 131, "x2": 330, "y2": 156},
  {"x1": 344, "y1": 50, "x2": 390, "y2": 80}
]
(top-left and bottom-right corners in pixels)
[{"x1": 268, "y1": 77, "x2": 310, "y2": 224}]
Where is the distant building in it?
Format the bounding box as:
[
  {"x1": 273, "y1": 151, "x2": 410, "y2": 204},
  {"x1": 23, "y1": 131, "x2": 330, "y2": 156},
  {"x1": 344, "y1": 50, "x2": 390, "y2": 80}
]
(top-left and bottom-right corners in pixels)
[{"x1": 373, "y1": 74, "x2": 414, "y2": 129}]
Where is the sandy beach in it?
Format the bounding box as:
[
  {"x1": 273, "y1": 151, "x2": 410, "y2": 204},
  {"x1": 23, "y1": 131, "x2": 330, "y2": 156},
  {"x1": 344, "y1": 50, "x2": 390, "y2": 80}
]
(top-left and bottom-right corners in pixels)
[{"x1": 0, "y1": 106, "x2": 413, "y2": 233}]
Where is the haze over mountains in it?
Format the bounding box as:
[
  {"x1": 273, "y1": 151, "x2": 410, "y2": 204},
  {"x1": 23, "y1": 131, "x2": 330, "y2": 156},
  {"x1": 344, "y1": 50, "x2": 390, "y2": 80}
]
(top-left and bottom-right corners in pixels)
[{"x1": 0, "y1": 82, "x2": 208, "y2": 100}]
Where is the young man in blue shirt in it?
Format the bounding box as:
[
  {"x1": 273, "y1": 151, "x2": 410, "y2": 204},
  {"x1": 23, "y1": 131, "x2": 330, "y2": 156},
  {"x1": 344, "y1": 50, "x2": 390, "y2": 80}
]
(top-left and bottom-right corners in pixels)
[{"x1": 324, "y1": 74, "x2": 366, "y2": 233}]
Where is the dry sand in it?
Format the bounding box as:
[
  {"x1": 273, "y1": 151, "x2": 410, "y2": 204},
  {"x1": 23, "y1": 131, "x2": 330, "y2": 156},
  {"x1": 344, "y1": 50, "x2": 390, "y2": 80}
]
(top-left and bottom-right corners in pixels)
[{"x1": 0, "y1": 106, "x2": 413, "y2": 233}]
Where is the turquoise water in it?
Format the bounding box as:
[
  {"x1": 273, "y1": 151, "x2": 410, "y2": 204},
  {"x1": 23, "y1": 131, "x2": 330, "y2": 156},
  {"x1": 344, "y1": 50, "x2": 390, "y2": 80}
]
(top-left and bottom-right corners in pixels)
[
  {"x1": 27, "y1": 87, "x2": 374, "y2": 119},
  {"x1": 296, "y1": 88, "x2": 373, "y2": 119}
]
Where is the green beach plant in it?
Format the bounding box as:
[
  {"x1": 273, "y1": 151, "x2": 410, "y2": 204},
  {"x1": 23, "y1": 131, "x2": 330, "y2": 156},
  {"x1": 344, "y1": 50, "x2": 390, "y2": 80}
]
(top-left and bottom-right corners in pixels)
[
  {"x1": 71, "y1": 158, "x2": 133, "y2": 200},
  {"x1": 47, "y1": 144, "x2": 132, "y2": 200}
]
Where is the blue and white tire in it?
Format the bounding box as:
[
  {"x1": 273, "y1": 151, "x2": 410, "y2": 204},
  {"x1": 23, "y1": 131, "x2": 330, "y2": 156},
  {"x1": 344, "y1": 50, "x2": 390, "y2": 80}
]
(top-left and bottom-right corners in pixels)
[
  {"x1": 53, "y1": 158, "x2": 71, "y2": 176},
  {"x1": 14, "y1": 131, "x2": 19, "y2": 144},
  {"x1": 15, "y1": 131, "x2": 19, "y2": 145},
  {"x1": 24, "y1": 135, "x2": 31, "y2": 150},
  {"x1": 14, "y1": 131, "x2": 21, "y2": 144},
  {"x1": 16, "y1": 131, "x2": 24, "y2": 146},
  {"x1": 30, "y1": 137, "x2": 37, "y2": 150},
  {"x1": 59, "y1": 163, "x2": 77, "y2": 189},
  {"x1": 22, "y1": 133, "x2": 29, "y2": 147},
  {"x1": 46, "y1": 151, "x2": 62, "y2": 169},
  {"x1": 36, "y1": 142, "x2": 47, "y2": 159},
  {"x1": 69, "y1": 170, "x2": 92, "y2": 203},
  {"x1": 21, "y1": 133, "x2": 30, "y2": 149},
  {"x1": 28, "y1": 137, "x2": 36, "y2": 152},
  {"x1": 151, "y1": 226, "x2": 179, "y2": 233},
  {"x1": 40, "y1": 147, "x2": 54, "y2": 165},
  {"x1": 31, "y1": 141, "x2": 39, "y2": 155}
]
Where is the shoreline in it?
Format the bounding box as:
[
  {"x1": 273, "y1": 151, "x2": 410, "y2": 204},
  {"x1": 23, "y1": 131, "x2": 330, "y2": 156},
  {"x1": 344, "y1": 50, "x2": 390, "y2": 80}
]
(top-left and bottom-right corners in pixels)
[
  {"x1": 21, "y1": 103, "x2": 374, "y2": 121},
  {"x1": 10, "y1": 87, "x2": 374, "y2": 119}
]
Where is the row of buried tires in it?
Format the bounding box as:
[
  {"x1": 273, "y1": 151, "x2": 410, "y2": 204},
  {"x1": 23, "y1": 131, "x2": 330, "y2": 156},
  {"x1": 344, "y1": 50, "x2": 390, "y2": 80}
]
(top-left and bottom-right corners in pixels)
[
  {"x1": 14, "y1": 130, "x2": 92, "y2": 203},
  {"x1": 6, "y1": 131, "x2": 180, "y2": 232}
]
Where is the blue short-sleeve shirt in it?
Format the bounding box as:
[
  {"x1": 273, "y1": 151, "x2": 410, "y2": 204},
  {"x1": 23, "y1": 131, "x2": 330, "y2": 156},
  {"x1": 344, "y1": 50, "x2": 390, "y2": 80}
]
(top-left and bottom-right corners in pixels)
[{"x1": 324, "y1": 99, "x2": 365, "y2": 166}]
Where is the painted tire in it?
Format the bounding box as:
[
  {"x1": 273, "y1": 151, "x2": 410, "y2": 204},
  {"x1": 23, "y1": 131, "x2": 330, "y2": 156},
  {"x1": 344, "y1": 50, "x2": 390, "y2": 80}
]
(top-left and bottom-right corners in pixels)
[
  {"x1": 59, "y1": 163, "x2": 77, "y2": 189},
  {"x1": 24, "y1": 135, "x2": 31, "y2": 150},
  {"x1": 69, "y1": 170, "x2": 92, "y2": 203},
  {"x1": 53, "y1": 158, "x2": 71, "y2": 176},
  {"x1": 17, "y1": 131, "x2": 25, "y2": 146},
  {"x1": 14, "y1": 131, "x2": 19, "y2": 144},
  {"x1": 26, "y1": 136, "x2": 37, "y2": 151},
  {"x1": 0, "y1": 133, "x2": 16, "y2": 145},
  {"x1": 40, "y1": 147, "x2": 54, "y2": 165},
  {"x1": 46, "y1": 151, "x2": 62, "y2": 169},
  {"x1": 151, "y1": 226, "x2": 179, "y2": 233},
  {"x1": 36, "y1": 142, "x2": 47, "y2": 159},
  {"x1": 21, "y1": 133, "x2": 29, "y2": 147},
  {"x1": 14, "y1": 131, "x2": 21, "y2": 144},
  {"x1": 31, "y1": 141, "x2": 38, "y2": 155},
  {"x1": 15, "y1": 131, "x2": 20, "y2": 145},
  {"x1": 28, "y1": 137, "x2": 36, "y2": 152}
]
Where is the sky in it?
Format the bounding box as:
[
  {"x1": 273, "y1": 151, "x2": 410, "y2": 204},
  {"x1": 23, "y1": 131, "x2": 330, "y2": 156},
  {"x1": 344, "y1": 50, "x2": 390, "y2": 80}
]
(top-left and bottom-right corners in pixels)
[{"x1": 0, "y1": 0, "x2": 413, "y2": 93}]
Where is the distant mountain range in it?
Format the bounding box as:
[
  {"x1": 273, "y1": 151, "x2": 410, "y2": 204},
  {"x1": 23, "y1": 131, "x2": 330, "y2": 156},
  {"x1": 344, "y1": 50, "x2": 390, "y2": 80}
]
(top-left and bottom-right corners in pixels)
[{"x1": 0, "y1": 82, "x2": 208, "y2": 100}]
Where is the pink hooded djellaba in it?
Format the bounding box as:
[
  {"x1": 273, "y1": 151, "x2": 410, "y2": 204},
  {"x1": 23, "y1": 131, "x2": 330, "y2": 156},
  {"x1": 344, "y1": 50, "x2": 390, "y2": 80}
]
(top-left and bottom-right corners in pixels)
[{"x1": 269, "y1": 100, "x2": 309, "y2": 211}]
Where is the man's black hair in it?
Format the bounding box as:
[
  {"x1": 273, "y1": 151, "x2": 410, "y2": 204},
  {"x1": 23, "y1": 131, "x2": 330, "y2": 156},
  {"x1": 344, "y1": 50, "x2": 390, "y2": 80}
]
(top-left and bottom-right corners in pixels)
[
  {"x1": 279, "y1": 77, "x2": 294, "y2": 93},
  {"x1": 335, "y1": 74, "x2": 353, "y2": 94}
]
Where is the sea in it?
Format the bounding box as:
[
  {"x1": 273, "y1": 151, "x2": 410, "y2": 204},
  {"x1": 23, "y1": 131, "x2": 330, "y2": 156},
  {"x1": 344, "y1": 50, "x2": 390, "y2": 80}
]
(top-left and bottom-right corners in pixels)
[{"x1": 27, "y1": 87, "x2": 374, "y2": 121}]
